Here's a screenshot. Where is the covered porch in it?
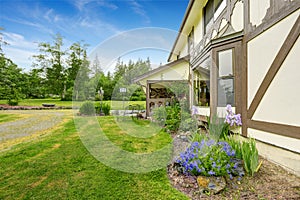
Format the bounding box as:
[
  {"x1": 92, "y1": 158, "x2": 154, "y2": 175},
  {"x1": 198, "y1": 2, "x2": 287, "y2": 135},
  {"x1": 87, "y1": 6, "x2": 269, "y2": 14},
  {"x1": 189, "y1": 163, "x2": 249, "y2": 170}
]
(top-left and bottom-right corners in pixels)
[{"x1": 133, "y1": 56, "x2": 190, "y2": 117}]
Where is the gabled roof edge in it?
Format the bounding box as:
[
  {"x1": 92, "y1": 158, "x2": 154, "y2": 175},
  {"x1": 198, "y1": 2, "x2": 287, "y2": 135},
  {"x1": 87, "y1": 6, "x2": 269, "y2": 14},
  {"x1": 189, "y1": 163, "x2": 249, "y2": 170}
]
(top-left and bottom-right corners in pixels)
[
  {"x1": 133, "y1": 55, "x2": 190, "y2": 83},
  {"x1": 167, "y1": 0, "x2": 195, "y2": 62}
]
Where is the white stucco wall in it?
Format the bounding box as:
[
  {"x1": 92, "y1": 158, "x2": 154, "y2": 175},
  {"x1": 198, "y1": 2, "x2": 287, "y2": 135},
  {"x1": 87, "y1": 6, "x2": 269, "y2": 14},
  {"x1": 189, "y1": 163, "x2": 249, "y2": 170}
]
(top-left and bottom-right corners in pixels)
[
  {"x1": 138, "y1": 61, "x2": 189, "y2": 87},
  {"x1": 249, "y1": 0, "x2": 270, "y2": 27},
  {"x1": 247, "y1": 10, "x2": 300, "y2": 108},
  {"x1": 252, "y1": 36, "x2": 300, "y2": 126},
  {"x1": 193, "y1": 11, "x2": 203, "y2": 45},
  {"x1": 231, "y1": 1, "x2": 243, "y2": 32},
  {"x1": 147, "y1": 62, "x2": 189, "y2": 81},
  {"x1": 248, "y1": 128, "x2": 300, "y2": 154}
]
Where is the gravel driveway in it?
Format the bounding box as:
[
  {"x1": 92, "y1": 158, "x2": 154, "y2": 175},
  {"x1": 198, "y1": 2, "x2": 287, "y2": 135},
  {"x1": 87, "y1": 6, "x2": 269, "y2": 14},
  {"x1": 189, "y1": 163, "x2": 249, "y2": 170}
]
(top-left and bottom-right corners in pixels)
[{"x1": 0, "y1": 110, "x2": 70, "y2": 149}]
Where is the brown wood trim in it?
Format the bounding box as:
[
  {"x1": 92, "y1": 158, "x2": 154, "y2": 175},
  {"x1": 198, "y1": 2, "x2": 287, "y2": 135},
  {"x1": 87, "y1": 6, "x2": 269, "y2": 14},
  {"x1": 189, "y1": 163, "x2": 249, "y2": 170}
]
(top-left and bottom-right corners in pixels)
[
  {"x1": 233, "y1": 41, "x2": 242, "y2": 116},
  {"x1": 248, "y1": 15, "x2": 300, "y2": 119},
  {"x1": 243, "y1": 0, "x2": 250, "y2": 34},
  {"x1": 211, "y1": 49, "x2": 217, "y2": 116},
  {"x1": 245, "y1": 3, "x2": 300, "y2": 42},
  {"x1": 146, "y1": 81, "x2": 150, "y2": 117},
  {"x1": 247, "y1": 120, "x2": 300, "y2": 140},
  {"x1": 147, "y1": 80, "x2": 188, "y2": 84},
  {"x1": 241, "y1": 37, "x2": 248, "y2": 137}
]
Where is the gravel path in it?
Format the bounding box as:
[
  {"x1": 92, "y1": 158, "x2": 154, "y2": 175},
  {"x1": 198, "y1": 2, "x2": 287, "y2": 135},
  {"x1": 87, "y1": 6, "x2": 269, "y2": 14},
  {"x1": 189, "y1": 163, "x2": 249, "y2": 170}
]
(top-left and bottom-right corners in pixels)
[{"x1": 0, "y1": 110, "x2": 67, "y2": 146}]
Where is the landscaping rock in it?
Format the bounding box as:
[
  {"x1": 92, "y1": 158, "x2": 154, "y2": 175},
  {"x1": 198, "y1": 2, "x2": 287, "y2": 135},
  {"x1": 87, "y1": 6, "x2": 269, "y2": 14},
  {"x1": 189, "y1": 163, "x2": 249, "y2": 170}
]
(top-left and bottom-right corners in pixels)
[
  {"x1": 197, "y1": 176, "x2": 226, "y2": 194},
  {"x1": 170, "y1": 135, "x2": 190, "y2": 163}
]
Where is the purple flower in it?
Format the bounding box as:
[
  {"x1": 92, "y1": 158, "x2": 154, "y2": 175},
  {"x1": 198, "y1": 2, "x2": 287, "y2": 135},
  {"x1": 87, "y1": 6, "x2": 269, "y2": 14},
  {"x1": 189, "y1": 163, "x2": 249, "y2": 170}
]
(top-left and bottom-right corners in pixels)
[
  {"x1": 224, "y1": 104, "x2": 242, "y2": 127},
  {"x1": 226, "y1": 104, "x2": 233, "y2": 114},
  {"x1": 208, "y1": 170, "x2": 215, "y2": 176},
  {"x1": 192, "y1": 105, "x2": 199, "y2": 115}
]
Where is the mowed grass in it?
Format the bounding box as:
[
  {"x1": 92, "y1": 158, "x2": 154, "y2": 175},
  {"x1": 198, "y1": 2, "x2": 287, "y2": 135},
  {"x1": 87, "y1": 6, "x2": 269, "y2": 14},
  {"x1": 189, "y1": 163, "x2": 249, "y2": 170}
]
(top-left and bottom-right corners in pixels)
[
  {"x1": 0, "y1": 99, "x2": 145, "y2": 110},
  {"x1": 0, "y1": 116, "x2": 187, "y2": 200},
  {"x1": 0, "y1": 113, "x2": 24, "y2": 123}
]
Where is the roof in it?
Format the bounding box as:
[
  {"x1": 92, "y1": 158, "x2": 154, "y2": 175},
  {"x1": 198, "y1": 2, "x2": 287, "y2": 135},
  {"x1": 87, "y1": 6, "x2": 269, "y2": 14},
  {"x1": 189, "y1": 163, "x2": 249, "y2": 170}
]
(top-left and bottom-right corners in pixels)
[
  {"x1": 133, "y1": 55, "x2": 189, "y2": 83},
  {"x1": 167, "y1": 0, "x2": 195, "y2": 62}
]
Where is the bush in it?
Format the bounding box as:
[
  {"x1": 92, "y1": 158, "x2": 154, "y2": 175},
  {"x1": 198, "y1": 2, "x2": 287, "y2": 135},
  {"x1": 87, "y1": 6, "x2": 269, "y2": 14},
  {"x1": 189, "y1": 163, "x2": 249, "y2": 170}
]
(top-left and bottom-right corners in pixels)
[
  {"x1": 79, "y1": 101, "x2": 95, "y2": 115},
  {"x1": 180, "y1": 117, "x2": 198, "y2": 132},
  {"x1": 152, "y1": 106, "x2": 167, "y2": 126},
  {"x1": 177, "y1": 139, "x2": 244, "y2": 179},
  {"x1": 7, "y1": 99, "x2": 18, "y2": 106},
  {"x1": 165, "y1": 104, "x2": 181, "y2": 132},
  {"x1": 95, "y1": 103, "x2": 111, "y2": 116},
  {"x1": 102, "y1": 103, "x2": 111, "y2": 116}
]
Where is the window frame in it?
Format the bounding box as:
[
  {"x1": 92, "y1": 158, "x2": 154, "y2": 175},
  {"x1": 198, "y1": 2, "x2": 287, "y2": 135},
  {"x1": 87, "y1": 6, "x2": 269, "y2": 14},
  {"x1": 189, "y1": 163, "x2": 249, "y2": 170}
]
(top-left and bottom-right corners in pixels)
[{"x1": 203, "y1": 0, "x2": 226, "y2": 35}]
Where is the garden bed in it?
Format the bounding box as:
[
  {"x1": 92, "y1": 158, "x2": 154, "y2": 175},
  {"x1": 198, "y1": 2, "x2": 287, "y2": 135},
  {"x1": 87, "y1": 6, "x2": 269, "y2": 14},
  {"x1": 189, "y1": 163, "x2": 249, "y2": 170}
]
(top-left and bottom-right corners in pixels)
[{"x1": 168, "y1": 136, "x2": 300, "y2": 199}]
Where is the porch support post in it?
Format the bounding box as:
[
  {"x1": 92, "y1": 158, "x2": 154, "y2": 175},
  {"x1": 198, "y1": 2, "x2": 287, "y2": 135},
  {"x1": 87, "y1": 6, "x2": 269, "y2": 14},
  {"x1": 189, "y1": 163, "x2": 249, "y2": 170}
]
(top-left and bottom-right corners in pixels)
[{"x1": 146, "y1": 81, "x2": 150, "y2": 117}]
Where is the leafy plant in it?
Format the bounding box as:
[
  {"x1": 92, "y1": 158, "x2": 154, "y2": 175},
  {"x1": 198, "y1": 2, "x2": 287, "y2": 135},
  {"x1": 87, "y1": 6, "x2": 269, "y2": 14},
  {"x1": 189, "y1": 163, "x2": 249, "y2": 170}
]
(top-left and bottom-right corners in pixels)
[
  {"x1": 152, "y1": 103, "x2": 182, "y2": 132},
  {"x1": 102, "y1": 103, "x2": 111, "y2": 116},
  {"x1": 207, "y1": 115, "x2": 227, "y2": 140},
  {"x1": 188, "y1": 131, "x2": 208, "y2": 143},
  {"x1": 223, "y1": 135, "x2": 262, "y2": 176},
  {"x1": 223, "y1": 135, "x2": 243, "y2": 160},
  {"x1": 177, "y1": 140, "x2": 244, "y2": 179},
  {"x1": 180, "y1": 117, "x2": 198, "y2": 132},
  {"x1": 165, "y1": 103, "x2": 181, "y2": 132},
  {"x1": 241, "y1": 138, "x2": 262, "y2": 176},
  {"x1": 79, "y1": 101, "x2": 95, "y2": 115},
  {"x1": 152, "y1": 106, "x2": 167, "y2": 126}
]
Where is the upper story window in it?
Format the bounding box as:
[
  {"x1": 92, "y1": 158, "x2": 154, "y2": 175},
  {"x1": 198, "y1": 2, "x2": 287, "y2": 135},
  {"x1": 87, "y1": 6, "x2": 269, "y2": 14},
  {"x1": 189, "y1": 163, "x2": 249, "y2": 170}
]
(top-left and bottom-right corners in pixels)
[
  {"x1": 188, "y1": 27, "x2": 194, "y2": 54},
  {"x1": 204, "y1": 0, "x2": 226, "y2": 34}
]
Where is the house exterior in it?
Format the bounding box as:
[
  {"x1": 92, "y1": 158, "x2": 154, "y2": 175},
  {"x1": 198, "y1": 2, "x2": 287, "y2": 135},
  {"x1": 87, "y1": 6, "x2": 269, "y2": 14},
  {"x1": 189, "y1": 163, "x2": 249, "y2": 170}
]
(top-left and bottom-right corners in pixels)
[{"x1": 135, "y1": 0, "x2": 300, "y2": 173}]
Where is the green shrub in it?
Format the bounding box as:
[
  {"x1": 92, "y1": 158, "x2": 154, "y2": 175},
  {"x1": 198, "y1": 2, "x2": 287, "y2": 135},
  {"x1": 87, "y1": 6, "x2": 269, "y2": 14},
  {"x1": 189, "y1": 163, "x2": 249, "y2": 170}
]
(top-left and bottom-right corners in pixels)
[
  {"x1": 165, "y1": 104, "x2": 181, "y2": 132},
  {"x1": 79, "y1": 101, "x2": 95, "y2": 115},
  {"x1": 152, "y1": 106, "x2": 167, "y2": 126},
  {"x1": 7, "y1": 99, "x2": 18, "y2": 106},
  {"x1": 102, "y1": 103, "x2": 111, "y2": 115}
]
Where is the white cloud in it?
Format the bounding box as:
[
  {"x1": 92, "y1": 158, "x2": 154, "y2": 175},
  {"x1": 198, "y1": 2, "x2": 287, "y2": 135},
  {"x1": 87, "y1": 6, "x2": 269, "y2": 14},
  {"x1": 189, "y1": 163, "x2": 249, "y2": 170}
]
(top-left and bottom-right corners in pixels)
[
  {"x1": 128, "y1": 0, "x2": 151, "y2": 24},
  {"x1": 43, "y1": 9, "x2": 62, "y2": 23},
  {"x1": 4, "y1": 17, "x2": 54, "y2": 35},
  {"x1": 73, "y1": 0, "x2": 118, "y2": 11},
  {"x1": 2, "y1": 32, "x2": 38, "y2": 71}
]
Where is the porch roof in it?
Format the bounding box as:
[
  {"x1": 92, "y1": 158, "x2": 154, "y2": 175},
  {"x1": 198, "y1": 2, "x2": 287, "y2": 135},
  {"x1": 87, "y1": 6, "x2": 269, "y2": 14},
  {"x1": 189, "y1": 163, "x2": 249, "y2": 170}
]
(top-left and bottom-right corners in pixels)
[{"x1": 133, "y1": 55, "x2": 189, "y2": 83}]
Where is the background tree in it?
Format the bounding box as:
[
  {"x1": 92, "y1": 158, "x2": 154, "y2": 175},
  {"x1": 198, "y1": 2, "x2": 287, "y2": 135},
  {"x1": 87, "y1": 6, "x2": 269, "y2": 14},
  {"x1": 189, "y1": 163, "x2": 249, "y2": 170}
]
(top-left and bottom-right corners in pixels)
[
  {"x1": 33, "y1": 33, "x2": 67, "y2": 99},
  {"x1": 0, "y1": 28, "x2": 24, "y2": 105},
  {"x1": 66, "y1": 41, "x2": 90, "y2": 100}
]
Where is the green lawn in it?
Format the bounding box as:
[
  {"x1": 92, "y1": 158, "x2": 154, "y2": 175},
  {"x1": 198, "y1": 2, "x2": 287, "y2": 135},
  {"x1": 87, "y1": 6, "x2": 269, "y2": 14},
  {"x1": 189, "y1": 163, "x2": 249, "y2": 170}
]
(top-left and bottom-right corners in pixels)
[
  {"x1": 0, "y1": 99, "x2": 145, "y2": 110},
  {"x1": 0, "y1": 113, "x2": 24, "y2": 123},
  {"x1": 0, "y1": 116, "x2": 187, "y2": 200}
]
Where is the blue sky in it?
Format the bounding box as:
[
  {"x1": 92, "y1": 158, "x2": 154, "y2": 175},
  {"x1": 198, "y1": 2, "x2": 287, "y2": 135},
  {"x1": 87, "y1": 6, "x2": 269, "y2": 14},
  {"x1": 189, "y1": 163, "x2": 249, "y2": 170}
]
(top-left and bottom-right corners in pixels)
[{"x1": 0, "y1": 0, "x2": 189, "y2": 72}]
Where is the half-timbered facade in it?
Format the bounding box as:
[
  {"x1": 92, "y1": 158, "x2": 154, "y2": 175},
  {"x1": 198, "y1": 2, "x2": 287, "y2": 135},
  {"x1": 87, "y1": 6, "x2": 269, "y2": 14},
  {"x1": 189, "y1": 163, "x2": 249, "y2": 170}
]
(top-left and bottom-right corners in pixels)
[{"x1": 135, "y1": 0, "x2": 300, "y2": 173}]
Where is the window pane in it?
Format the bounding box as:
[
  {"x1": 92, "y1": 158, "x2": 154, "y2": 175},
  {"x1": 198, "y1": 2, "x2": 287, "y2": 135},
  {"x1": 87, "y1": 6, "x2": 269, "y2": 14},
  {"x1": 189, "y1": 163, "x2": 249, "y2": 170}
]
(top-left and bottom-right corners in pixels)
[
  {"x1": 204, "y1": 0, "x2": 214, "y2": 34},
  {"x1": 194, "y1": 57, "x2": 211, "y2": 107},
  {"x1": 218, "y1": 49, "x2": 233, "y2": 77},
  {"x1": 218, "y1": 78, "x2": 234, "y2": 106}
]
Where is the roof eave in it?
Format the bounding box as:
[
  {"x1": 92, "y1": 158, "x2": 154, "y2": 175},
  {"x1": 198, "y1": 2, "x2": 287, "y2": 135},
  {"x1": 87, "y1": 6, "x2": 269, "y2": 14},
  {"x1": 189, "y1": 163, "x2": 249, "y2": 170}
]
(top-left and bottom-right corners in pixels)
[
  {"x1": 167, "y1": 0, "x2": 195, "y2": 62},
  {"x1": 133, "y1": 55, "x2": 190, "y2": 83}
]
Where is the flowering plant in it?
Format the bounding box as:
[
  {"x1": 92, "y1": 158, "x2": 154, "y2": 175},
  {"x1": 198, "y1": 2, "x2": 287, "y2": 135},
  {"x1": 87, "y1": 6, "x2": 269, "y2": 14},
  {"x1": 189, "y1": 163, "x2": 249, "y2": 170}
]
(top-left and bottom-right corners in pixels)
[
  {"x1": 224, "y1": 105, "x2": 242, "y2": 127},
  {"x1": 177, "y1": 139, "x2": 244, "y2": 179}
]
